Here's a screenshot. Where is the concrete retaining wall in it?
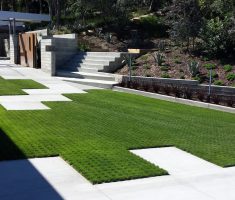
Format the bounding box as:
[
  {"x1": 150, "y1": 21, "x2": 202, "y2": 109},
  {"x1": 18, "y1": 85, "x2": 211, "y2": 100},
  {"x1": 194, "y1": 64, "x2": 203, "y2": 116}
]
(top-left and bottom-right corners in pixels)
[
  {"x1": 52, "y1": 34, "x2": 78, "y2": 68},
  {"x1": 41, "y1": 33, "x2": 78, "y2": 75},
  {"x1": 9, "y1": 35, "x2": 18, "y2": 64},
  {"x1": 121, "y1": 76, "x2": 235, "y2": 97},
  {"x1": 41, "y1": 39, "x2": 56, "y2": 75}
]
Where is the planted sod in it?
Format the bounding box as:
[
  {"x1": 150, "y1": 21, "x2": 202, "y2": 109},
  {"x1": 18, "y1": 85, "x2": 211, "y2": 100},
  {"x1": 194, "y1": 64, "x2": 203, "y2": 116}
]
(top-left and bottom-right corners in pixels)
[
  {"x1": 0, "y1": 89, "x2": 234, "y2": 184},
  {"x1": 0, "y1": 77, "x2": 46, "y2": 95}
]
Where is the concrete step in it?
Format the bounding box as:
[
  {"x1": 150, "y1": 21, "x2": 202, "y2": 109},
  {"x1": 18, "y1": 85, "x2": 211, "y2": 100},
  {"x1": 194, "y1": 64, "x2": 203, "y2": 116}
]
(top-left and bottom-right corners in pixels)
[
  {"x1": 56, "y1": 70, "x2": 115, "y2": 81},
  {"x1": 80, "y1": 52, "x2": 121, "y2": 57},
  {"x1": 80, "y1": 63, "x2": 104, "y2": 70},
  {"x1": 72, "y1": 55, "x2": 117, "y2": 61},
  {"x1": 69, "y1": 59, "x2": 111, "y2": 66},
  {"x1": 76, "y1": 72, "x2": 115, "y2": 81},
  {"x1": 78, "y1": 67, "x2": 100, "y2": 73},
  {"x1": 60, "y1": 77, "x2": 118, "y2": 89}
]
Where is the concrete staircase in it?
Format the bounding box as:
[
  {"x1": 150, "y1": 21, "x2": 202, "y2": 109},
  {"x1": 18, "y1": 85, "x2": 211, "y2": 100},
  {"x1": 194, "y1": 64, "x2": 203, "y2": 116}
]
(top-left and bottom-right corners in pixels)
[{"x1": 56, "y1": 52, "x2": 123, "y2": 89}]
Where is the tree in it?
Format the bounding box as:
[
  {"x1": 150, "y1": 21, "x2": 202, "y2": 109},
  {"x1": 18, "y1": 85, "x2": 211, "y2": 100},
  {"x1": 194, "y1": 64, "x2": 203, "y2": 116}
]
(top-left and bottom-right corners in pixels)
[{"x1": 167, "y1": 0, "x2": 202, "y2": 50}]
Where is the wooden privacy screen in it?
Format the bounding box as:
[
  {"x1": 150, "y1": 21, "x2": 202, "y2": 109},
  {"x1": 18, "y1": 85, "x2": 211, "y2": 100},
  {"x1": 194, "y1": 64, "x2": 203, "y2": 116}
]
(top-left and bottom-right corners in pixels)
[{"x1": 19, "y1": 33, "x2": 37, "y2": 68}]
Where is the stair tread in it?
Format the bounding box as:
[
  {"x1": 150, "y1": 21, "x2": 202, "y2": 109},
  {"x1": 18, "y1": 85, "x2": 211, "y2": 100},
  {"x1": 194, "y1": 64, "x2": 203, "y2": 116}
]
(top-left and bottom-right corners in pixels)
[
  {"x1": 57, "y1": 70, "x2": 115, "y2": 78},
  {"x1": 73, "y1": 72, "x2": 115, "y2": 78},
  {"x1": 60, "y1": 77, "x2": 117, "y2": 84}
]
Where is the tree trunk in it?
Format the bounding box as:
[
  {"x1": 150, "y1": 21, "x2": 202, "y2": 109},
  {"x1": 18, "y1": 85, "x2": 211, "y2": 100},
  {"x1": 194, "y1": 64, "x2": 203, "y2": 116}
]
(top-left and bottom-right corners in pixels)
[
  {"x1": 56, "y1": 0, "x2": 61, "y2": 28},
  {"x1": 0, "y1": 0, "x2": 3, "y2": 11},
  {"x1": 47, "y1": 0, "x2": 52, "y2": 21},
  {"x1": 149, "y1": 0, "x2": 154, "y2": 11},
  {"x1": 25, "y1": 0, "x2": 29, "y2": 12},
  {"x1": 39, "y1": 0, "x2": 42, "y2": 14}
]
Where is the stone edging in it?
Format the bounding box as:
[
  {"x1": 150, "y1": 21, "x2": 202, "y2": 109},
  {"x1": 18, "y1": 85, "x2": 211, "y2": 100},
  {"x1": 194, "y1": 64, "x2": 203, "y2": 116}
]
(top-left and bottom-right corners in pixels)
[{"x1": 113, "y1": 86, "x2": 235, "y2": 114}]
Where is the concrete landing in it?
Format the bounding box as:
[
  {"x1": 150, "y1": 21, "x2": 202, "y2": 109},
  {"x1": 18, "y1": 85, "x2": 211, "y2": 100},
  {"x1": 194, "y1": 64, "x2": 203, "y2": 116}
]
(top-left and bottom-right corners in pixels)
[
  {"x1": 131, "y1": 147, "x2": 222, "y2": 176},
  {"x1": 0, "y1": 148, "x2": 235, "y2": 200}
]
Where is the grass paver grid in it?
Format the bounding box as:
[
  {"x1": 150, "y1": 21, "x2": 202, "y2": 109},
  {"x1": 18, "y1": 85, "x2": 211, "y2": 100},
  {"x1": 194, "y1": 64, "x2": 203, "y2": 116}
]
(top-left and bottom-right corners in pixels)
[
  {"x1": 0, "y1": 78, "x2": 235, "y2": 184},
  {"x1": 0, "y1": 77, "x2": 46, "y2": 95}
]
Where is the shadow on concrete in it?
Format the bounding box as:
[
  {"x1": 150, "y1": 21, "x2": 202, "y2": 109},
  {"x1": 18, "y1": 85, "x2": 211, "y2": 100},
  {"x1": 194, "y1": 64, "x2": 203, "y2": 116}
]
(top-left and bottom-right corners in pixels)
[{"x1": 0, "y1": 128, "x2": 63, "y2": 200}]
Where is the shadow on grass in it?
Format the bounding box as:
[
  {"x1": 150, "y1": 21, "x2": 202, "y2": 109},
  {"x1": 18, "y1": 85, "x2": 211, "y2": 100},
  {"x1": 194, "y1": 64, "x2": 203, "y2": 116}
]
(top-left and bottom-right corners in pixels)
[{"x1": 0, "y1": 128, "x2": 63, "y2": 199}]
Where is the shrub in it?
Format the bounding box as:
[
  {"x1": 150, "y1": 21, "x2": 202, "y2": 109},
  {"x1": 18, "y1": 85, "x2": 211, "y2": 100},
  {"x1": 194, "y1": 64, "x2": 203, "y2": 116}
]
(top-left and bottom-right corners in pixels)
[
  {"x1": 141, "y1": 54, "x2": 149, "y2": 61},
  {"x1": 202, "y1": 57, "x2": 210, "y2": 61},
  {"x1": 172, "y1": 85, "x2": 181, "y2": 97},
  {"x1": 226, "y1": 97, "x2": 235, "y2": 107},
  {"x1": 223, "y1": 65, "x2": 233, "y2": 72},
  {"x1": 152, "y1": 82, "x2": 160, "y2": 93},
  {"x1": 160, "y1": 66, "x2": 169, "y2": 71},
  {"x1": 161, "y1": 73, "x2": 171, "y2": 78},
  {"x1": 208, "y1": 71, "x2": 218, "y2": 79},
  {"x1": 214, "y1": 80, "x2": 224, "y2": 86},
  {"x1": 141, "y1": 81, "x2": 150, "y2": 91},
  {"x1": 211, "y1": 94, "x2": 221, "y2": 104},
  {"x1": 156, "y1": 52, "x2": 165, "y2": 66},
  {"x1": 132, "y1": 65, "x2": 138, "y2": 70},
  {"x1": 180, "y1": 75, "x2": 185, "y2": 79},
  {"x1": 204, "y1": 63, "x2": 216, "y2": 70},
  {"x1": 175, "y1": 59, "x2": 182, "y2": 64},
  {"x1": 78, "y1": 43, "x2": 90, "y2": 52},
  {"x1": 139, "y1": 16, "x2": 169, "y2": 37},
  {"x1": 143, "y1": 64, "x2": 151, "y2": 70},
  {"x1": 193, "y1": 74, "x2": 203, "y2": 83},
  {"x1": 131, "y1": 80, "x2": 140, "y2": 90},
  {"x1": 199, "y1": 17, "x2": 231, "y2": 57},
  {"x1": 188, "y1": 60, "x2": 200, "y2": 77},
  {"x1": 162, "y1": 85, "x2": 171, "y2": 95},
  {"x1": 182, "y1": 87, "x2": 193, "y2": 99},
  {"x1": 197, "y1": 91, "x2": 205, "y2": 101},
  {"x1": 226, "y1": 73, "x2": 235, "y2": 81}
]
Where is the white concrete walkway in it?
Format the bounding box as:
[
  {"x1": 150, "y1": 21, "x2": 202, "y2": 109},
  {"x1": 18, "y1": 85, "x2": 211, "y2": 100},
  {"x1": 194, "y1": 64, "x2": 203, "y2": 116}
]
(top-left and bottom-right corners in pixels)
[
  {"x1": 0, "y1": 148, "x2": 234, "y2": 200},
  {"x1": 0, "y1": 62, "x2": 100, "y2": 110}
]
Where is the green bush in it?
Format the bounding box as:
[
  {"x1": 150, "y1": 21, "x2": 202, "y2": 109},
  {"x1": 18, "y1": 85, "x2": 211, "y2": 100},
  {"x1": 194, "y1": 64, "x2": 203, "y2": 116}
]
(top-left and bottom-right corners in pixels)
[
  {"x1": 139, "y1": 15, "x2": 169, "y2": 37},
  {"x1": 143, "y1": 64, "x2": 151, "y2": 70},
  {"x1": 175, "y1": 59, "x2": 182, "y2": 64},
  {"x1": 226, "y1": 73, "x2": 235, "y2": 81},
  {"x1": 193, "y1": 74, "x2": 203, "y2": 83},
  {"x1": 199, "y1": 17, "x2": 231, "y2": 57},
  {"x1": 208, "y1": 70, "x2": 218, "y2": 79},
  {"x1": 214, "y1": 80, "x2": 224, "y2": 86},
  {"x1": 224, "y1": 65, "x2": 233, "y2": 72},
  {"x1": 204, "y1": 63, "x2": 216, "y2": 70},
  {"x1": 78, "y1": 43, "x2": 90, "y2": 52},
  {"x1": 161, "y1": 73, "x2": 171, "y2": 78},
  {"x1": 141, "y1": 54, "x2": 149, "y2": 61},
  {"x1": 160, "y1": 66, "x2": 169, "y2": 71}
]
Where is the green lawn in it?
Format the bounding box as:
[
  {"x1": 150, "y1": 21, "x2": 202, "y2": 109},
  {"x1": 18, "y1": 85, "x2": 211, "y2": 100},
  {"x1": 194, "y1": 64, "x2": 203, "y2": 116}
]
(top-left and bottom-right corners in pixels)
[
  {"x1": 0, "y1": 77, "x2": 46, "y2": 95},
  {"x1": 0, "y1": 79, "x2": 235, "y2": 184}
]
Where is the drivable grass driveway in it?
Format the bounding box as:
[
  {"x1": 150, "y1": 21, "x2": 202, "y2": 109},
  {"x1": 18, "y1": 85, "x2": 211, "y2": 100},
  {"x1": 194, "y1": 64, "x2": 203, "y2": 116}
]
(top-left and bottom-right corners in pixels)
[
  {"x1": 0, "y1": 77, "x2": 46, "y2": 95},
  {"x1": 0, "y1": 79, "x2": 234, "y2": 184}
]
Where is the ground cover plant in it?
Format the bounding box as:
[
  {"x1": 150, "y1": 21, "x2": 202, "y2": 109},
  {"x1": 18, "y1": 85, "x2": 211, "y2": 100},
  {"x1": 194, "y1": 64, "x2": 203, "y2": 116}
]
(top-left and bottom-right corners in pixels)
[
  {"x1": 0, "y1": 77, "x2": 46, "y2": 95},
  {"x1": 0, "y1": 80, "x2": 235, "y2": 184}
]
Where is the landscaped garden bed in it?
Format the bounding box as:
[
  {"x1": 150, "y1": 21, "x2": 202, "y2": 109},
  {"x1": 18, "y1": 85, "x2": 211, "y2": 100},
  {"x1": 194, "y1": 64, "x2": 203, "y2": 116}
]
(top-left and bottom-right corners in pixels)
[{"x1": 119, "y1": 77, "x2": 235, "y2": 109}]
